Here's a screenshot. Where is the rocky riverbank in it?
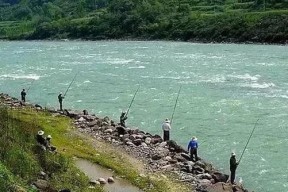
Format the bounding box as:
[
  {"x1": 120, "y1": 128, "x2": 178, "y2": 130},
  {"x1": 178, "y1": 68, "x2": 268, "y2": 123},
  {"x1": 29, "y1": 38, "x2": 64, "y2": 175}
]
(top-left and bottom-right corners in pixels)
[{"x1": 0, "y1": 93, "x2": 248, "y2": 192}]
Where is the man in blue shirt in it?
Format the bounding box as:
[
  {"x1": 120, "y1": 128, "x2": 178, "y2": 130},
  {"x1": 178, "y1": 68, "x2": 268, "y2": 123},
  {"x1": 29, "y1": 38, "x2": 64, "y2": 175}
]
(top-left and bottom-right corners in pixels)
[{"x1": 187, "y1": 136, "x2": 198, "y2": 161}]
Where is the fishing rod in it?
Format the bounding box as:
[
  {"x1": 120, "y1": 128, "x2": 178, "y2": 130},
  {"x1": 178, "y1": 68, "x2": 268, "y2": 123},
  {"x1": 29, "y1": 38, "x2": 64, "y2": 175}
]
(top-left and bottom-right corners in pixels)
[
  {"x1": 170, "y1": 85, "x2": 182, "y2": 125},
  {"x1": 63, "y1": 72, "x2": 79, "y2": 97},
  {"x1": 26, "y1": 79, "x2": 35, "y2": 93},
  {"x1": 125, "y1": 85, "x2": 140, "y2": 118},
  {"x1": 238, "y1": 118, "x2": 260, "y2": 165}
]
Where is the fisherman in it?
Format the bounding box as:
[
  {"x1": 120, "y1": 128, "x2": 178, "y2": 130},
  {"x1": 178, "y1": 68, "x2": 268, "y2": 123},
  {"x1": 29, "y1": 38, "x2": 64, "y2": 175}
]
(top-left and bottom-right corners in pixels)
[
  {"x1": 46, "y1": 135, "x2": 57, "y2": 152},
  {"x1": 58, "y1": 92, "x2": 64, "y2": 111},
  {"x1": 162, "y1": 118, "x2": 171, "y2": 141},
  {"x1": 21, "y1": 89, "x2": 26, "y2": 102},
  {"x1": 230, "y1": 152, "x2": 239, "y2": 184},
  {"x1": 120, "y1": 111, "x2": 127, "y2": 127},
  {"x1": 187, "y1": 136, "x2": 198, "y2": 161},
  {"x1": 83, "y1": 109, "x2": 88, "y2": 115},
  {"x1": 36, "y1": 130, "x2": 47, "y2": 150}
]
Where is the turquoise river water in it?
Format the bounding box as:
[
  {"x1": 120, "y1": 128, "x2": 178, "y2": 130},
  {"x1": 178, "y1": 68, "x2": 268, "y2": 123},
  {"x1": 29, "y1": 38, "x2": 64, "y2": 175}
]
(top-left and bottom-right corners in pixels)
[{"x1": 0, "y1": 41, "x2": 287, "y2": 191}]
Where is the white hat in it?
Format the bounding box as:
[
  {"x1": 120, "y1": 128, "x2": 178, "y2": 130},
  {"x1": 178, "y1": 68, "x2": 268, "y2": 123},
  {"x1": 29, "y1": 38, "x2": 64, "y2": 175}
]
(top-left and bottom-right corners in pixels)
[
  {"x1": 38, "y1": 130, "x2": 44, "y2": 135},
  {"x1": 231, "y1": 152, "x2": 236, "y2": 156},
  {"x1": 165, "y1": 118, "x2": 170, "y2": 123},
  {"x1": 47, "y1": 135, "x2": 52, "y2": 139},
  {"x1": 192, "y1": 136, "x2": 197, "y2": 140}
]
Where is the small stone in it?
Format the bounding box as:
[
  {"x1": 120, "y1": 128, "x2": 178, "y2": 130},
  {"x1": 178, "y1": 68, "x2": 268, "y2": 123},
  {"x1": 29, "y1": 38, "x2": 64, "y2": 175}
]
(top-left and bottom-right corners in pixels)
[
  {"x1": 98, "y1": 178, "x2": 107, "y2": 184},
  {"x1": 107, "y1": 177, "x2": 115, "y2": 183}
]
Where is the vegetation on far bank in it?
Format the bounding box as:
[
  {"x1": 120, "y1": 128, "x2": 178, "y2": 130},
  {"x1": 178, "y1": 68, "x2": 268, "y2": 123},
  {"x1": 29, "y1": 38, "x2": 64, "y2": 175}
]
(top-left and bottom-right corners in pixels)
[
  {"x1": 0, "y1": 0, "x2": 287, "y2": 43},
  {"x1": 0, "y1": 104, "x2": 191, "y2": 192}
]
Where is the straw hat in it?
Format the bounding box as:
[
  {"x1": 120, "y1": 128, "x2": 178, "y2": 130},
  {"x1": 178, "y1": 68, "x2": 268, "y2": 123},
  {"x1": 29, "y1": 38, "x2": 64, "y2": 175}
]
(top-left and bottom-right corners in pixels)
[
  {"x1": 38, "y1": 130, "x2": 44, "y2": 135},
  {"x1": 47, "y1": 135, "x2": 52, "y2": 139},
  {"x1": 231, "y1": 152, "x2": 236, "y2": 156},
  {"x1": 192, "y1": 136, "x2": 197, "y2": 141}
]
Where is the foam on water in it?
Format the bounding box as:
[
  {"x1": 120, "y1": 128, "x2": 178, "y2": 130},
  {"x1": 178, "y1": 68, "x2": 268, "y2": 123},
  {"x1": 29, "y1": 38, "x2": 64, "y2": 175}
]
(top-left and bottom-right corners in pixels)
[
  {"x1": 0, "y1": 74, "x2": 41, "y2": 80},
  {"x1": 240, "y1": 82, "x2": 275, "y2": 89},
  {"x1": 128, "y1": 66, "x2": 146, "y2": 69}
]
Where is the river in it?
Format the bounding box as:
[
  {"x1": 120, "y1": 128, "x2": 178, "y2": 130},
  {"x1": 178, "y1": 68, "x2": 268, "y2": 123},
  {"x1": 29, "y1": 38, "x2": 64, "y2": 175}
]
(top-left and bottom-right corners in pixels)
[{"x1": 0, "y1": 41, "x2": 287, "y2": 191}]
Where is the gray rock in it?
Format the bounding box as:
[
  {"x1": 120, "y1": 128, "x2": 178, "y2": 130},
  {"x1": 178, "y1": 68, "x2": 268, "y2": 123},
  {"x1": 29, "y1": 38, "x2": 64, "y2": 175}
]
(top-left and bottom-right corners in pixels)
[
  {"x1": 211, "y1": 171, "x2": 229, "y2": 183},
  {"x1": 164, "y1": 156, "x2": 172, "y2": 161},
  {"x1": 199, "y1": 179, "x2": 211, "y2": 186},
  {"x1": 104, "y1": 129, "x2": 113, "y2": 134},
  {"x1": 88, "y1": 121, "x2": 98, "y2": 127},
  {"x1": 98, "y1": 178, "x2": 107, "y2": 184},
  {"x1": 161, "y1": 165, "x2": 172, "y2": 170},
  {"x1": 133, "y1": 139, "x2": 142, "y2": 146},
  {"x1": 197, "y1": 173, "x2": 212, "y2": 180},
  {"x1": 159, "y1": 141, "x2": 167, "y2": 147},
  {"x1": 33, "y1": 179, "x2": 50, "y2": 189},
  {"x1": 89, "y1": 180, "x2": 98, "y2": 185},
  {"x1": 145, "y1": 137, "x2": 151, "y2": 144},
  {"x1": 78, "y1": 117, "x2": 85, "y2": 122},
  {"x1": 151, "y1": 153, "x2": 162, "y2": 160},
  {"x1": 181, "y1": 153, "x2": 191, "y2": 161},
  {"x1": 107, "y1": 177, "x2": 115, "y2": 183}
]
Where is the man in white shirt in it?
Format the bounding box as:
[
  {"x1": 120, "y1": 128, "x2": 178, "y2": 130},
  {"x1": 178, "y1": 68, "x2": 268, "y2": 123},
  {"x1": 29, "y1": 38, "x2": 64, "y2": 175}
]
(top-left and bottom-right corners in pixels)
[{"x1": 162, "y1": 118, "x2": 171, "y2": 141}]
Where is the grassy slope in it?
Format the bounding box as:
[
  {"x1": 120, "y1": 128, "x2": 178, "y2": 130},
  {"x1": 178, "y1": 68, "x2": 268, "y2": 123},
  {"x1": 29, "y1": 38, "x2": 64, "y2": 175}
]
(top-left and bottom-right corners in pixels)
[
  {"x1": 3, "y1": 106, "x2": 191, "y2": 192},
  {"x1": 0, "y1": 106, "x2": 102, "y2": 192}
]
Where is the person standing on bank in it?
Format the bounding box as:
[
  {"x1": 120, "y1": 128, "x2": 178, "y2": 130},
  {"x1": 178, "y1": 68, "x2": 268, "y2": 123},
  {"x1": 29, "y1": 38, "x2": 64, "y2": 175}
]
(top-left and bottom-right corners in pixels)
[
  {"x1": 21, "y1": 89, "x2": 26, "y2": 102},
  {"x1": 58, "y1": 92, "x2": 64, "y2": 111},
  {"x1": 162, "y1": 118, "x2": 171, "y2": 141},
  {"x1": 230, "y1": 152, "x2": 239, "y2": 184},
  {"x1": 188, "y1": 136, "x2": 198, "y2": 161},
  {"x1": 120, "y1": 111, "x2": 127, "y2": 127}
]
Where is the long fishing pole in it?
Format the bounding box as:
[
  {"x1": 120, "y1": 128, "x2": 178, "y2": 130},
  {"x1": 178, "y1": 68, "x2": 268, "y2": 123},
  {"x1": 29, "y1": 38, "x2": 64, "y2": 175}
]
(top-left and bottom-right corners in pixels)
[
  {"x1": 63, "y1": 72, "x2": 79, "y2": 97},
  {"x1": 238, "y1": 118, "x2": 260, "y2": 164},
  {"x1": 125, "y1": 85, "x2": 140, "y2": 118},
  {"x1": 26, "y1": 79, "x2": 35, "y2": 93},
  {"x1": 170, "y1": 85, "x2": 182, "y2": 125}
]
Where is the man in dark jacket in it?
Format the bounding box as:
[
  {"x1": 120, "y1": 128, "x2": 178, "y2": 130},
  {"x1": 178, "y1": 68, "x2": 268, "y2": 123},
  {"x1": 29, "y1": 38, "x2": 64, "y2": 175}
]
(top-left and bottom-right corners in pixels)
[
  {"x1": 230, "y1": 152, "x2": 239, "y2": 184},
  {"x1": 58, "y1": 92, "x2": 64, "y2": 111},
  {"x1": 120, "y1": 112, "x2": 127, "y2": 127},
  {"x1": 21, "y1": 89, "x2": 26, "y2": 102},
  {"x1": 187, "y1": 136, "x2": 198, "y2": 161}
]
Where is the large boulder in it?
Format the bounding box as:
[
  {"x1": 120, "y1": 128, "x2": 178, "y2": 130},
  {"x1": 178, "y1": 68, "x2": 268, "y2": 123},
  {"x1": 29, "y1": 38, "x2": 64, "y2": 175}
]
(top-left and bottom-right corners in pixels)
[
  {"x1": 151, "y1": 135, "x2": 163, "y2": 144},
  {"x1": 211, "y1": 171, "x2": 229, "y2": 183},
  {"x1": 202, "y1": 182, "x2": 246, "y2": 192},
  {"x1": 33, "y1": 179, "x2": 49, "y2": 189},
  {"x1": 116, "y1": 126, "x2": 127, "y2": 135},
  {"x1": 167, "y1": 140, "x2": 187, "y2": 153}
]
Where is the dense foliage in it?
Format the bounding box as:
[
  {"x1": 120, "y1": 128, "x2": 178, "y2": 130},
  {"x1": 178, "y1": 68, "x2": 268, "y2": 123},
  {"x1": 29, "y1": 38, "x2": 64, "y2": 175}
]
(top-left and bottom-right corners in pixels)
[{"x1": 0, "y1": 0, "x2": 287, "y2": 43}]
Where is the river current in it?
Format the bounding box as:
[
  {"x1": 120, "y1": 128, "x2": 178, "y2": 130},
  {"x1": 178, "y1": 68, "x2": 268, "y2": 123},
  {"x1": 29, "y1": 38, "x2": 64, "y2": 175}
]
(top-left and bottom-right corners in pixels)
[{"x1": 0, "y1": 41, "x2": 287, "y2": 191}]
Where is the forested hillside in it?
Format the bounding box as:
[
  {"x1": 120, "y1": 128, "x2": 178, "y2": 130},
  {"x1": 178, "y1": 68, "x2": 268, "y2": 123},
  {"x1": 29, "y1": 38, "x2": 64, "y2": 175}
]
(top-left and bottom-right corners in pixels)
[{"x1": 0, "y1": 0, "x2": 287, "y2": 43}]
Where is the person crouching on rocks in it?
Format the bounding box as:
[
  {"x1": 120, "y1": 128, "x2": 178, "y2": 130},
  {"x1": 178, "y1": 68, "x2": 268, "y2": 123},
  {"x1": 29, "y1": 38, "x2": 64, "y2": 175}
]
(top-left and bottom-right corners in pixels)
[
  {"x1": 36, "y1": 130, "x2": 47, "y2": 150},
  {"x1": 120, "y1": 111, "x2": 127, "y2": 127},
  {"x1": 162, "y1": 118, "x2": 171, "y2": 141},
  {"x1": 187, "y1": 136, "x2": 198, "y2": 161},
  {"x1": 45, "y1": 135, "x2": 57, "y2": 152}
]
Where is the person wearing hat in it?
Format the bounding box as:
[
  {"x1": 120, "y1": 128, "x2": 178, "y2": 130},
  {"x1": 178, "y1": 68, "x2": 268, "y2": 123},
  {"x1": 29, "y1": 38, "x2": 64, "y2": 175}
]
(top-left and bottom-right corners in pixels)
[
  {"x1": 230, "y1": 152, "x2": 239, "y2": 184},
  {"x1": 58, "y1": 92, "x2": 64, "y2": 111},
  {"x1": 46, "y1": 135, "x2": 57, "y2": 151},
  {"x1": 36, "y1": 130, "x2": 47, "y2": 148},
  {"x1": 21, "y1": 89, "x2": 26, "y2": 102},
  {"x1": 162, "y1": 118, "x2": 171, "y2": 141},
  {"x1": 120, "y1": 111, "x2": 128, "y2": 127},
  {"x1": 187, "y1": 136, "x2": 198, "y2": 161}
]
